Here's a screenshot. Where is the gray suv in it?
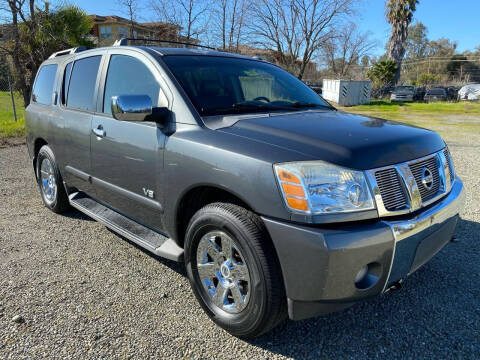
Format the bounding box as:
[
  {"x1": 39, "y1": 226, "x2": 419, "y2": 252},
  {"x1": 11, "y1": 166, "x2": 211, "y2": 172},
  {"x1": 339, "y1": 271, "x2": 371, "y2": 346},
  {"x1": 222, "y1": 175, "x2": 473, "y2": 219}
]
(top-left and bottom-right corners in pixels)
[{"x1": 26, "y1": 41, "x2": 465, "y2": 338}]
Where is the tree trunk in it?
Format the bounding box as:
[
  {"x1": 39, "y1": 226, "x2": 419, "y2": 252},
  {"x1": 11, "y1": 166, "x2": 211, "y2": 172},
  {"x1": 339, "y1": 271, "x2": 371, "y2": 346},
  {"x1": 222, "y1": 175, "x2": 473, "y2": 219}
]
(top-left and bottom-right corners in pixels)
[{"x1": 7, "y1": 1, "x2": 30, "y2": 107}]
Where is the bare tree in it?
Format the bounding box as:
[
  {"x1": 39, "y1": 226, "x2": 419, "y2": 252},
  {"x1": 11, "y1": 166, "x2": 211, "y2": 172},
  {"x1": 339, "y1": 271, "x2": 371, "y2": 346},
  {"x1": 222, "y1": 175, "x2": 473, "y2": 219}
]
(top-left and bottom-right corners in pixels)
[
  {"x1": 249, "y1": 0, "x2": 356, "y2": 79},
  {"x1": 0, "y1": 0, "x2": 35, "y2": 106},
  {"x1": 152, "y1": 0, "x2": 210, "y2": 41},
  {"x1": 117, "y1": 0, "x2": 142, "y2": 37},
  {"x1": 322, "y1": 22, "x2": 377, "y2": 78},
  {"x1": 213, "y1": 0, "x2": 248, "y2": 50}
]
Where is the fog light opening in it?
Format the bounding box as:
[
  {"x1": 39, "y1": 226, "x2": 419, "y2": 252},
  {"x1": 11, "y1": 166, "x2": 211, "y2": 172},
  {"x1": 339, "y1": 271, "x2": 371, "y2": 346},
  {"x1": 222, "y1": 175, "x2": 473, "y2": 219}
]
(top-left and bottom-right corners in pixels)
[{"x1": 354, "y1": 262, "x2": 382, "y2": 290}]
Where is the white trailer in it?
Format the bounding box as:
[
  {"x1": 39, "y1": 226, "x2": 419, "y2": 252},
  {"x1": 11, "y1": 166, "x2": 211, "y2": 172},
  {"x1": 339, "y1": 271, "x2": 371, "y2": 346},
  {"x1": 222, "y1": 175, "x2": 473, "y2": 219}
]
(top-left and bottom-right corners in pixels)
[{"x1": 322, "y1": 79, "x2": 371, "y2": 106}]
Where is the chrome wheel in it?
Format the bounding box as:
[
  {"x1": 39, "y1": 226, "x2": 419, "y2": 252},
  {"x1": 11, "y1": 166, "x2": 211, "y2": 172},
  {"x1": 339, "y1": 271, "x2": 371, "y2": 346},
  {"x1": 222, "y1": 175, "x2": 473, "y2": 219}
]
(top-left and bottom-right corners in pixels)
[
  {"x1": 40, "y1": 158, "x2": 56, "y2": 205},
  {"x1": 196, "y1": 231, "x2": 251, "y2": 314}
]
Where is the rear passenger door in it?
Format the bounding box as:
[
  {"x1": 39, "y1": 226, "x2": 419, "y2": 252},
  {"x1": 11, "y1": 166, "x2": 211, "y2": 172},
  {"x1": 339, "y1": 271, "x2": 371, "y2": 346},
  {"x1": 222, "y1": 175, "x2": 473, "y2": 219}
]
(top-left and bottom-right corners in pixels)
[
  {"x1": 90, "y1": 50, "x2": 169, "y2": 232},
  {"x1": 60, "y1": 54, "x2": 103, "y2": 195}
]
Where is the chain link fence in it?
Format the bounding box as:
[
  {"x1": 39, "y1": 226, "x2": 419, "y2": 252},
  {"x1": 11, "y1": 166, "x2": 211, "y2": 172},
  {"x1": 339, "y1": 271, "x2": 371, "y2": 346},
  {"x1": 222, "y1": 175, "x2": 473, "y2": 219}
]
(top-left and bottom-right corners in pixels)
[{"x1": 0, "y1": 62, "x2": 18, "y2": 123}]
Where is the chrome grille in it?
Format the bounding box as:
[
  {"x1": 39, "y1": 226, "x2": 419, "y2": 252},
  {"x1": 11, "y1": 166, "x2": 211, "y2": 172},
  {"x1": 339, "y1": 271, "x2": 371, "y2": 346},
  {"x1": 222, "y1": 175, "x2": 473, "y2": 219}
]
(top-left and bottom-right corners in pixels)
[
  {"x1": 375, "y1": 168, "x2": 408, "y2": 211},
  {"x1": 366, "y1": 148, "x2": 454, "y2": 217},
  {"x1": 409, "y1": 156, "x2": 440, "y2": 202}
]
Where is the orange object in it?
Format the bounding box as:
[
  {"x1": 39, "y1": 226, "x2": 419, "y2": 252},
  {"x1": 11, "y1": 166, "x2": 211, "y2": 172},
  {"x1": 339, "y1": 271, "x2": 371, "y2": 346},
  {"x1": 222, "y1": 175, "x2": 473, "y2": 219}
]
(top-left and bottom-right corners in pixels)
[
  {"x1": 286, "y1": 196, "x2": 309, "y2": 211},
  {"x1": 277, "y1": 169, "x2": 301, "y2": 184},
  {"x1": 281, "y1": 183, "x2": 305, "y2": 197}
]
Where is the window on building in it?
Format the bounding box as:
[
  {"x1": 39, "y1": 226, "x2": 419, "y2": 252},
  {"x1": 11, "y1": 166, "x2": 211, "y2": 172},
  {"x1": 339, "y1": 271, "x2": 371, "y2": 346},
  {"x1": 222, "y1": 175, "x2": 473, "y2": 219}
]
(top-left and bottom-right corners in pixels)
[
  {"x1": 32, "y1": 64, "x2": 58, "y2": 105},
  {"x1": 67, "y1": 56, "x2": 101, "y2": 111},
  {"x1": 118, "y1": 26, "x2": 129, "y2": 38},
  {"x1": 103, "y1": 55, "x2": 165, "y2": 114},
  {"x1": 100, "y1": 26, "x2": 112, "y2": 40}
]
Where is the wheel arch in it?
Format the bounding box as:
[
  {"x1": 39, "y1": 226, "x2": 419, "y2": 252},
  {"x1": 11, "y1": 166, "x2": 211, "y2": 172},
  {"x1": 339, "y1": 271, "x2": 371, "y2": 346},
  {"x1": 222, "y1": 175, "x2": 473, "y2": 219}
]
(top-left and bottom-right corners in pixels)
[
  {"x1": 32, "y1": 138, "x2": 48, "y2": 177},
  {"x1": 175, "y1": 184, "x2": 255, "y2": 247}
]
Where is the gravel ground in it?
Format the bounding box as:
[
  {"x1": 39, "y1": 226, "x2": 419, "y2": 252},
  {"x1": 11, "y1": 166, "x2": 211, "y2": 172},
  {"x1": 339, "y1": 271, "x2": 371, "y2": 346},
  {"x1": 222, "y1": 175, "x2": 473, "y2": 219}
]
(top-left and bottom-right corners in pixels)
[{"x1": 0, "y1": 132, "x2": 479, "y2": 359}]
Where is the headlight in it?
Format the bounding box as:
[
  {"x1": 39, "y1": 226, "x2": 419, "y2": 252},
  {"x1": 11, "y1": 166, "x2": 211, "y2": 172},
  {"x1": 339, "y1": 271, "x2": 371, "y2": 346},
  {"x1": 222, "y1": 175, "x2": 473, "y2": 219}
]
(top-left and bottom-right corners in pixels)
[{"x1": 274, "y1": 161, "x2": 375, "y2": 215}]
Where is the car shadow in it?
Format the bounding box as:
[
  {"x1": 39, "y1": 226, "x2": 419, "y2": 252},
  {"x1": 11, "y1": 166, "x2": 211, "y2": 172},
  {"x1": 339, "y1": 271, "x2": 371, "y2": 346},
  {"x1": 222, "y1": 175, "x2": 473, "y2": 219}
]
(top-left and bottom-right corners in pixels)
[
  {"x1": 105, "y1": 227, "x2": 186, "y2": 276},
  {"x1": 245, "y1": 217, "x2": 480, "y2": 358},
  {"x1": 60, "y1": 208, "x2": 95, "y2": 221}
]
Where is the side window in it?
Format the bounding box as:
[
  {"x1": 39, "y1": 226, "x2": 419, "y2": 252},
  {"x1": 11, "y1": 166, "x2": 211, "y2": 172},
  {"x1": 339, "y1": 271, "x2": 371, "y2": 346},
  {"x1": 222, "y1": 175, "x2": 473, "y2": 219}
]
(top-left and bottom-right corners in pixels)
[
  {"x1": 32, "y1": 64, "x2": 57, "y2": 105},
  {"x1": 61, "y1": 62, "x2": 72, "y2": 105},
  {"x1": 67, "y1": 56, "x2": 101, "y2": 111},
  {"x1": 103, "y1": 55, "x2": 165, "y2": 114}
]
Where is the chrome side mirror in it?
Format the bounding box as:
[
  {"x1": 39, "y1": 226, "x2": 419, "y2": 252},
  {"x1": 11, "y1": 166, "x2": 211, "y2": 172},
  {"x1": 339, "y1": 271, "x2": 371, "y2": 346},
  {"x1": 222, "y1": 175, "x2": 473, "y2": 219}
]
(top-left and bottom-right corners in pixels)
[{"x1": 111, "y1": 94, "x2": 152, "y2": 122}]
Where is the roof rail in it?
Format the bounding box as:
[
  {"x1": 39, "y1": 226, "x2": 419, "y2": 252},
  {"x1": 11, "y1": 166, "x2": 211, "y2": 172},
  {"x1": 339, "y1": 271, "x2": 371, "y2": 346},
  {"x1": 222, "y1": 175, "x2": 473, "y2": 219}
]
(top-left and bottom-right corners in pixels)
[
  {"x1": 48, "y1": 46, "x2": 88, "y2": 59},
  {"x1": 113, "y1": 38, "x2": 217, "y2": 51}
]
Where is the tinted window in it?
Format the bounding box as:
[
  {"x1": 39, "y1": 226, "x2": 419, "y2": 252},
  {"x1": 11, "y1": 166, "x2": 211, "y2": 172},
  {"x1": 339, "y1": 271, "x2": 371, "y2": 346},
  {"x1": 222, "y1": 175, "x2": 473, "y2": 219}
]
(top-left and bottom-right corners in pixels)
[
  {"x1": 61, "y1": 62, "x2": 72, "y2": 105},
  {"x1": 395, "y1": 86, "x2": 414, "y2": 92},
  {"x1": 162, "y1": 56, "x2": 331, "y2": 116},
  {"x1": 67, "y1": 56, "x2": 101, "y2": 111},
  {"x1": 103, "y1": 55, "x2": 161, "y2": 114},
  {"x1": 427, "y1": 89, "x2": 446, "y2": 95},
  {"x1": 32, "y1": 64, "x2": 57, "y2": 105}
]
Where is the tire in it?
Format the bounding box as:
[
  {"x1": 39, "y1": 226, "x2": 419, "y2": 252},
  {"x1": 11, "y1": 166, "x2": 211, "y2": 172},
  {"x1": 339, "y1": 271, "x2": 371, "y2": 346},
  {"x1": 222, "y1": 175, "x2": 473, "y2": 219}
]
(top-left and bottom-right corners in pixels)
[
  {"x1": 36, "y1": 145, "x2": 70, "y2": 213},
  {"x1": 184, "y1": 202, "x2": 287, "y2": 338}
]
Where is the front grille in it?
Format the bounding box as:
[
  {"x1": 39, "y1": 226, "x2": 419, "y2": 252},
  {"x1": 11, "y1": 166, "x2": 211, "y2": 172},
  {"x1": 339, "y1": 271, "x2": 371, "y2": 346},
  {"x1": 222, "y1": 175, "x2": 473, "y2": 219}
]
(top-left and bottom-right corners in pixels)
[
  {"x1": 375, "y1": 168, "x2": 408, "y2": 211},
  {"x1": 409, "y1": 156, "x2": 440, "y2": 202}
]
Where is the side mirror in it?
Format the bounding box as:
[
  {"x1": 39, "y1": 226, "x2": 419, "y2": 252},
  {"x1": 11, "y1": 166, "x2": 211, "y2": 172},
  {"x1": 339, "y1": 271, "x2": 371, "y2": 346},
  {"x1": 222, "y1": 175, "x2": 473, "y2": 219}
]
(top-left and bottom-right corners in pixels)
[{"x1": 111, "y1": 94, "x2": 152, "y2": 122}]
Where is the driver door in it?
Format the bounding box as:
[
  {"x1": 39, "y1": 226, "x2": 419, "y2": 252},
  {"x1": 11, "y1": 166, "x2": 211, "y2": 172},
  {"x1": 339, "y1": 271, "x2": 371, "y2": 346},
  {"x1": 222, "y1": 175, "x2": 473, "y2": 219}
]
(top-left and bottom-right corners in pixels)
[{"x1": 90, "y1": 50, "x2": 170, "y2": 232}]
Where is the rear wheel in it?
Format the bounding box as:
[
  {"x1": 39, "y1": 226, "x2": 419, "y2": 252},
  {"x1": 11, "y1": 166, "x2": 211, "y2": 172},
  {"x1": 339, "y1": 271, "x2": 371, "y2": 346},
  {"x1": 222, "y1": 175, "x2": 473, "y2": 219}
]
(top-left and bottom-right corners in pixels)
[
  {"x1": 36, "y1": 145, "x2": 70, "y2": 213},
  {"x1": 184, "y1": 202, "x2": 286, "y2": 338}
]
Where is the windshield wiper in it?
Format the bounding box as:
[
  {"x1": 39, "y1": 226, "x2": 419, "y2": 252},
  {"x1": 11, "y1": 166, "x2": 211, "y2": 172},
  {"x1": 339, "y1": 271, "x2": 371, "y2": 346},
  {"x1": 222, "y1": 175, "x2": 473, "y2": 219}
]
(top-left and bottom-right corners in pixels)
[
  {"x1": 288, "y1": 102, "x2": 335, "y2": 110},
  {"x1": 201, "y1": 100, "x2": 334, "y2": 116},
  {"x1": 202, "y1": 101, "x2": 290, "y2": 116}
]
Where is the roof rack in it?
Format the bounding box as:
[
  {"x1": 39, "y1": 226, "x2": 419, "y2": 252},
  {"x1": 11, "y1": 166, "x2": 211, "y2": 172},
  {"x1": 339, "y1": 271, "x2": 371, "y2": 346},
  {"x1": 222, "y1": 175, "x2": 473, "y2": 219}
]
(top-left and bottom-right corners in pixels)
[
  {"x1": 48, "y1": 46, "x2": 88, "y2": 59},
  {"x1": 113, "y1": 38, "x2": 217, "y2": 51}
]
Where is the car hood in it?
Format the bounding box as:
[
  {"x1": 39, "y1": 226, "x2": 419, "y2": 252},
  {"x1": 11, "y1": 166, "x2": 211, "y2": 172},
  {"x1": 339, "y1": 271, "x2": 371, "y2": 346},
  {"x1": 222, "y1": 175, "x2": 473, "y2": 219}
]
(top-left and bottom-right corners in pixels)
[{"x1": 218, "y1": 110, "x2": 445, "y2": 170}]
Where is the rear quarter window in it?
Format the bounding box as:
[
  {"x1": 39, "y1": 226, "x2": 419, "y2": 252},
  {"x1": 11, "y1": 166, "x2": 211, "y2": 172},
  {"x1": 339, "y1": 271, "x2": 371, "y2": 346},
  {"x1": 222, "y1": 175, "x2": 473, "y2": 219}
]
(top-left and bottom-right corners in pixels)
[
  {"x1": 67, "y1": 56, "x2": 101, "y2": 111},
  {"x1": 32, "y1": 64, "x2": 58, "y2": 105}
]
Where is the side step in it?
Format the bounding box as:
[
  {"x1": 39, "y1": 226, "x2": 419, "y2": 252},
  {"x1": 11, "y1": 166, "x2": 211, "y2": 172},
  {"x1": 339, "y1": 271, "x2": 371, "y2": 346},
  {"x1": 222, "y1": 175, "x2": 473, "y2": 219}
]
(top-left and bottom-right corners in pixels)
[{"x1": 69, "y1": 192, "x2": 183, "y2": 262}]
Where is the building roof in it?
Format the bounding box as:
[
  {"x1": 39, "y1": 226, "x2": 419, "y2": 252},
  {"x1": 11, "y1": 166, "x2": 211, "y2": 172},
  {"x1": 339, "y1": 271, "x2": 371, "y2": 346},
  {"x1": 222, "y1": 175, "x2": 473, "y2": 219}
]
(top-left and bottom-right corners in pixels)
[{"x1": 89, "y1": 14, "x2": 181, "y2": 33}]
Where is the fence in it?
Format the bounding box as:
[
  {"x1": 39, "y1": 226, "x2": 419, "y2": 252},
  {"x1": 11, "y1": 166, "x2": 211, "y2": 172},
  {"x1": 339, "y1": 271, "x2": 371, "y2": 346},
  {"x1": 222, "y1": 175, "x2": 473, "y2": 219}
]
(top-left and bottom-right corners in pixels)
[{"x1": 0, "y1": 68, "x2": 18, "y2": 122}]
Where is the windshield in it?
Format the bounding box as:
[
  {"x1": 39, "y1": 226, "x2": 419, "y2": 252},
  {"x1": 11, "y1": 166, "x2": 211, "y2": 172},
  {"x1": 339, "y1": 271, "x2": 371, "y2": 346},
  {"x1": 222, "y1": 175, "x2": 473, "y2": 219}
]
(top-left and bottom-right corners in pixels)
[
  {"x1": 395, "y1": 86, "x2": 414, "y2": 92},
  {"x1": 162, "y1": 55, "x2": 333, "y2": 116}
]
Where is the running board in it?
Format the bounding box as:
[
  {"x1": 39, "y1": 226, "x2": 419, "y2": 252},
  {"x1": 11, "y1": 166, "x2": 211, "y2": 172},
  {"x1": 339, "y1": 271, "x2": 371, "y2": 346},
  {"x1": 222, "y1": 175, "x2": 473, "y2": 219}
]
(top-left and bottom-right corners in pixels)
[{"x1": 68, "y1": 192, "x2": 183, "y2": 262}]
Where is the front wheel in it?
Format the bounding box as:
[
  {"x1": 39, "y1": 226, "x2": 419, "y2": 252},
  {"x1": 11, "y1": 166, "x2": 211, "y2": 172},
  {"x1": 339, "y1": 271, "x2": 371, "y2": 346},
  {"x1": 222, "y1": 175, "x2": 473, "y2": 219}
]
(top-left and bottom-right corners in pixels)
[
  {"x1": 36, "y1": 145, "x2": 70, "y2": 213},
  {"x1": 184, "y1": 203, "x2": 286, "y2": 338}
]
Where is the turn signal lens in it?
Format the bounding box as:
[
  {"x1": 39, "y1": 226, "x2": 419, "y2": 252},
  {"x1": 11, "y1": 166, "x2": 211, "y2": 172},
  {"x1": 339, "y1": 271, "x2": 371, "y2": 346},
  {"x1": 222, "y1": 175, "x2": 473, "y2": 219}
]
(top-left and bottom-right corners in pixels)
[
  {"x1": 277, "y1": 169, "x2": 301, "y2": 184},
  {"x1": 286, "y1": 196, "x2": 309, "y2": 211},
  {"x1": 275, "y1": 167, "x2": 310, "y2": 212},
  {"x1": 281, "y1": 183, "x2": 305, "y2": 198}
]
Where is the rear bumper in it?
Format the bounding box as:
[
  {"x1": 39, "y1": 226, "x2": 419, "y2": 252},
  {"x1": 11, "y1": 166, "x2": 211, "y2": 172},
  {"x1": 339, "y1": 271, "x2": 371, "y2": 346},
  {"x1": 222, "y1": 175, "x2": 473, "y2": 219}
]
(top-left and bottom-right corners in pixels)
[{"x1": 262, "y1": 178, "x2": 465, "y2": 321}]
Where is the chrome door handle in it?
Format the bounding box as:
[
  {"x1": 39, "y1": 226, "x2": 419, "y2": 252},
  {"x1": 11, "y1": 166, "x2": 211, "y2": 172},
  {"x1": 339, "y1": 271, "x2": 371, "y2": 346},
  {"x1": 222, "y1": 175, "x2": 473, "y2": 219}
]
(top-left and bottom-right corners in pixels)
[{"x1": 92, "y1": 125, "x2": 106, "y2": 138}]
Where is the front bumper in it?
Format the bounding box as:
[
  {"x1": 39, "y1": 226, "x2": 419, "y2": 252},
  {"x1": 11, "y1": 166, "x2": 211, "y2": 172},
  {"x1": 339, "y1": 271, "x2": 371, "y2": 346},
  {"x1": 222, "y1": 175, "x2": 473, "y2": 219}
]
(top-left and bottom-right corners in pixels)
[
  {"x1": 262, "y1": 178, "x2": 465, "y2": 321},
  {"x1": 391, "y1": 95, "x2": 414, "y2": 102}
]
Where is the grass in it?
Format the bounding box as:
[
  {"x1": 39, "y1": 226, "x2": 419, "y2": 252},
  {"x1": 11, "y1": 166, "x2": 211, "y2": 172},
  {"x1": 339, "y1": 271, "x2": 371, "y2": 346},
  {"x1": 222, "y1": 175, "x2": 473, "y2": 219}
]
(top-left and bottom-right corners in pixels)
[
  {"x1": 0, "y1": 91, "x2": 25, "y2": 138},
  {"x1": 338, "y1": 100, "x2": 480, "y2": 138}
]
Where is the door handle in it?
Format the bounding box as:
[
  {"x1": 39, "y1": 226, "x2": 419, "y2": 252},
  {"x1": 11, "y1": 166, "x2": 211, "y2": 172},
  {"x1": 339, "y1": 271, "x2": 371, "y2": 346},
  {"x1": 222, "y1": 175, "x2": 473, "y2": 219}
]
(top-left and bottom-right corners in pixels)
[{"x1": 92, "y1": 125, "x2": 106, "y2": 138}]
